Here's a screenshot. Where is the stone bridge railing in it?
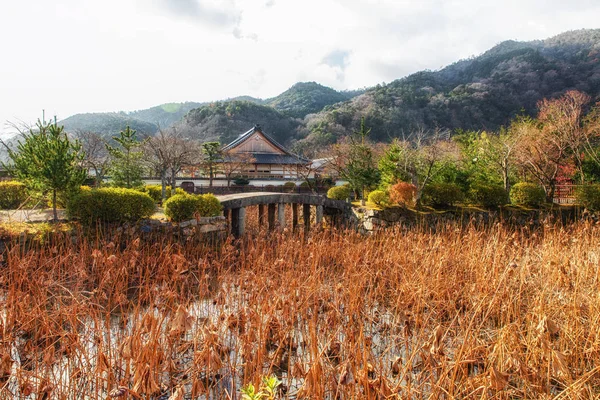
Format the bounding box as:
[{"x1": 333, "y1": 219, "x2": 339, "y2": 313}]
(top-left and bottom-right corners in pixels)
[{"x1": 217, "y1": 192, "x2": 352, "y2": 237}]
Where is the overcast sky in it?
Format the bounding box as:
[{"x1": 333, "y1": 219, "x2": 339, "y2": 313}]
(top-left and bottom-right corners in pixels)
[{"x1": 0, "y1": 0, "x2": 598, "y2": 136}]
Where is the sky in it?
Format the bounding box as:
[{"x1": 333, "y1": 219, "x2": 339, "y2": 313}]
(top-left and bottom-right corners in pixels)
[{"x1": 0, "y1": 0, "x2": 599, "y2": 137}]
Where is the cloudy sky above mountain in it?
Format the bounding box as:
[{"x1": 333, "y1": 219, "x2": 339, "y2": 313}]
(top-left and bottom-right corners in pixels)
[{"x1": 0, "y1": 0, "x2": 598, "y2": 136}]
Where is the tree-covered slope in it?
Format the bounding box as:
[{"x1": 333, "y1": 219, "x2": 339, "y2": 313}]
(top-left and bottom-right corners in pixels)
[
  {"x1": 129, "y1": 102, "x2": 205, "y2": 127},
  {"x1": 265, "y1": 82, "x2": 361, "y2": 119},
  {"x1": 181, "y1": 101, "x2": 302, "y2": 145},
  {"x1": 298, "y1": 29, "x2": 600, "y2": 146},
  {"x1": 57, "y1": 84, "x2": 359, "y2": 139},
  {"x1": 60, "y1": 112, "x2": 159, "y2": 139}
]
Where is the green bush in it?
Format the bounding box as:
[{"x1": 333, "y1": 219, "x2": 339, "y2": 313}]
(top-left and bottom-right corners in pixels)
[
  {"x1": 283, "y1": 182, "x2": 297, "y2": 192},
  {"x1": 469, "y1": 183, "x2": 509, "y2": 208},
  {"x1": 575, "y1": 185, "x2": 600, "y2": 210},
  {"x1": 68, "y1": 188, "x2": 156, "y2": 223},
  {"x1": 0, "y1": 181, "x2": 28, "y2": 209},
  {"x1": 368, "y1": 190, "x2": 389, "y2": 207},
  {"x1": 197, "y1": 193, "x2": 223, "y2": 217},
  {"x1": 233, "y1": 177, "x2": 250, "y2": 186},
  {"x1": 422, "y1": 183, "x2": 464, "y2": 208},
  {"x1": 164, "y1": 194, "x2": 200, "y2": 222},
  {"x1": 141, "y1": 185, "x2": 172, "y2": 203},
  {"x1": 510, "y1": 182, "x2": 546, "y2": 207},
  {"x1": 327, "y1": 185, "x2": 351, "y2": 201},
  {"x1": 164, "y1": 193, "x2": 223, "y2": 222}
]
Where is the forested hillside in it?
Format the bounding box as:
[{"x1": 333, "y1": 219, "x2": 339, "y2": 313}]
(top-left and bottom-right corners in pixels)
[
  {"x1": 58, "y1": 84, "x2": 358, "y2": 140},
  {"x1": 60, "y1": 112, "x2": 159, "y2": 139},
  {"x1": 182, "y1": 101, "x2": 303, "y2": 145},
  {"x1": 128, "y1": 102, "x2": 205, "y2": 127},
  {"x1": 295, "y1": 29, "x2": 600, "y2": 150},
  {"x1": 265, "y1": 82, "x2": 361, "y2": 119},
  {"x1": 57, "y1": 29, "x2": 600, "y2": 154}
]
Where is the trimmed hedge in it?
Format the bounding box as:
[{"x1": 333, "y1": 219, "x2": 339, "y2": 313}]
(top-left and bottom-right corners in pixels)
[
  {"x1": 141, "y1": 185, "x2": 172, "y2": 203},
  {"x1": 233, "y1": 177, "x2": 250, "y2": 186},
  {"x1": 67, "y1": 188, "x2": 156, "y2": 223},
  {"x1": 0, "y1": 181, "x2": 28, "y2": 209},
  {"x1": 388, "y1": 181, "x2": 417, "y2": 207},
  {"x1": 368, "y1": 190, "x2": 389, "y2": 207},
  {"x1": 164, "y1": 193, "x2": 223, "y2": 222},
  {"x1": 575, "y1": 185, "x2": 600, "y2": 211},
  {"x1": 422, "y1": 183, "x2": 464, "y2": 208},
  {"x1": 164, "y1": 194, "x2": 199, "y2": 222},
  {"x1": 140, "y1": 185, "x2": 186, "y2": 203},
  {"x1": 197, "y1": 194, "x2": 222, "y2": 217},
  {"x1": 283, "y1": 182, "x2": 297, "y2": 192},
  {"x1": 510, "y1": 182, "x2": 545, "y2": 207},
  {"x1": 327, "y1": 185, "x2": 351, "y2": 201},
  {"x1": 469, "y1": 183, "x2": 509, "y2": 208}
]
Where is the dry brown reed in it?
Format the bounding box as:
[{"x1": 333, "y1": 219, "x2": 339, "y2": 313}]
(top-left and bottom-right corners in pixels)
[{"x1": 0, "y1": 221, "x2": 599, "y2": 399}]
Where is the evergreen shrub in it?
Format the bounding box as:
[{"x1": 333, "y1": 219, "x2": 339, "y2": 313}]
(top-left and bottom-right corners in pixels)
[
  {"x1": 469, "y1": 183, "x2": 508, "y2": 208},
  {"x1": 510, "y1": 182, "x2": 545, "y2": 207},
  {"x1": 422, "y1": 183, "x2": 463, "y2": 208},
  {"x1": 0, "y1": 181, "x2": 28, "y2": 209},
  {"x1": 164, "y1": 193, "x2": 223, "y2": 222},
  {"x1": 68, "y1": 188, "x2": 156, "y2": 223},
  {"x1": 164, "y1": 194, "x2": 199, "y2": 222},
  {"x1": 141, "y1": 185, "x2": 172, "y2": 203},
  {"x1": 575, "y1": 185, "x2": 600, "y2": 210},
  {"x1": 327, "y1": 185, "x2": 351, "y2": 201},
  {"x1": 368, "y1": 190, "x2": 389, "y2": 207},
  {"x1": 283, "y1": 182, "x2": 297, "y2": 192},
  {"x1": 197, "y1": 193, "x2": 222, "y2": 217}
]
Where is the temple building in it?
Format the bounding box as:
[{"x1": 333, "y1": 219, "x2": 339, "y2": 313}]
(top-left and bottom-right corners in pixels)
[{"x1": 221, "y1": 125, "x2": 309, "y2": 179}]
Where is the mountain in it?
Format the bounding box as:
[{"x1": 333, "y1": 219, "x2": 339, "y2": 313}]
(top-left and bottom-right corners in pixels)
[
  {"x1": 128, "y1": 102, "x2": 205, "y2": 128},
  {"x1": 296, "y1": 29, "x2": 600, "y2": 148},
  {"x1": 60, "y1": 102, "x2": 205, "y2": 140},
  {"x1": 58, "y1": 85, "x2": 359, "y2": 140},
  {"x1": 57, "y1": 29, "x2": 600, "y2": 153},
  {"x1": 182, "y1": 101, "x2": 303, "y2": 145},
  {"x1": 60, "y1": 112, "x2": 160, "y2": 139},
  {"x1": 265, "y1": 82, "x2": 361, "y2": 119}
]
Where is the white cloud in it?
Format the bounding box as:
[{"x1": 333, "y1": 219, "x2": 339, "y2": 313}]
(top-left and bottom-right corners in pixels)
[{"x1": 0, "y1": 0, "x2": 598, "y2": 134}]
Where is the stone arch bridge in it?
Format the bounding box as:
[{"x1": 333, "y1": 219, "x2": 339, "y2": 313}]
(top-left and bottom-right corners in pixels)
[{"x1": 217, "y1": 192, "x2": 352, "y2": 237}]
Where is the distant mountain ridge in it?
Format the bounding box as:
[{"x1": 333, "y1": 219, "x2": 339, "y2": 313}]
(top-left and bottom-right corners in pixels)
[
  {"x1": 58, "y1": 29, "x2": 600, "y2": 156},
  {"x1": 59, "y1": 82, "x2": 362, "y2": 140},
  {"x1": 291, "y1": 28, "x2": 600, "y2": 151}
]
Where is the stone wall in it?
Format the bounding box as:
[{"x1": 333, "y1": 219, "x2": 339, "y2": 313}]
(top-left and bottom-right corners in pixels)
[{"x1": 353, "y1": 206, "x2": 581, "y2": 234}]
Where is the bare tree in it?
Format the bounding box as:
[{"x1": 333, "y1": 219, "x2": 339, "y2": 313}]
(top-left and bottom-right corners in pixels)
[
  {"x1": 74, "y1": 130, "x2": 109, "y2": 187},
  {"x1": 538, "y1": 90, "x2": 594, "y2": 184},
  {"x1": 388, "y1": 128, "x2": 458, "y2": 205},
  {"x1": 221, "y1": 151, "x2": 255, "y2": 187},
  {"x1": 477, "y1": 129, "x2": 520, "y2": 192},
  {"x1": 142, "y1": 126, "x2": 199, "y2": 200},
  {"x1": 513, "y1": 117, "x2": 569, "y2": 201}
]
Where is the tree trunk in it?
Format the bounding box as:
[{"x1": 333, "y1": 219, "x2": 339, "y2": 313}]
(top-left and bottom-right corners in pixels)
[
  {"x1": 52, "y1": 189, "x2": 58, "y2": 223},
  {"x1": 171, "y1": 168, "x2": 177, "y2": 190},
  {"x1": 209, "y1": 165, "x2": 214, "y2": 188},
  {"x1": 502, "y1": 159, "x2": 510, "y2": 193},
  {"x1": 161, "y1": 168, "x2": 167, "y2": 201}
]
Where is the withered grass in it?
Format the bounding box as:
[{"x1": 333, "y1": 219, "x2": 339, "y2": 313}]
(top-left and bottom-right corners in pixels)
[{"x1": 0, "y1": 220, "x2": 599, "y2": 399}]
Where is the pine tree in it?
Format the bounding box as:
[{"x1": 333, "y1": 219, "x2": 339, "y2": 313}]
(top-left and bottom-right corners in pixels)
[
  {"x1": 106, "y1": 126, "x2": 146, "y2": 188},
  {"x1": 1, "y1": 120, "x2": 86, "y2": 222},
  {"x1": 201, "y1": 142, "x2": 223, "y2": 188},
  {"x1": 342, "y1": 118, "x2": 380, "y2": 204}
]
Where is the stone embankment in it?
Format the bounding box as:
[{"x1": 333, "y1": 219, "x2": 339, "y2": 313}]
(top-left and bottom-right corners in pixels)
[{"x1": 353, "y1": 206, "x2": 581, "y2": 234}]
